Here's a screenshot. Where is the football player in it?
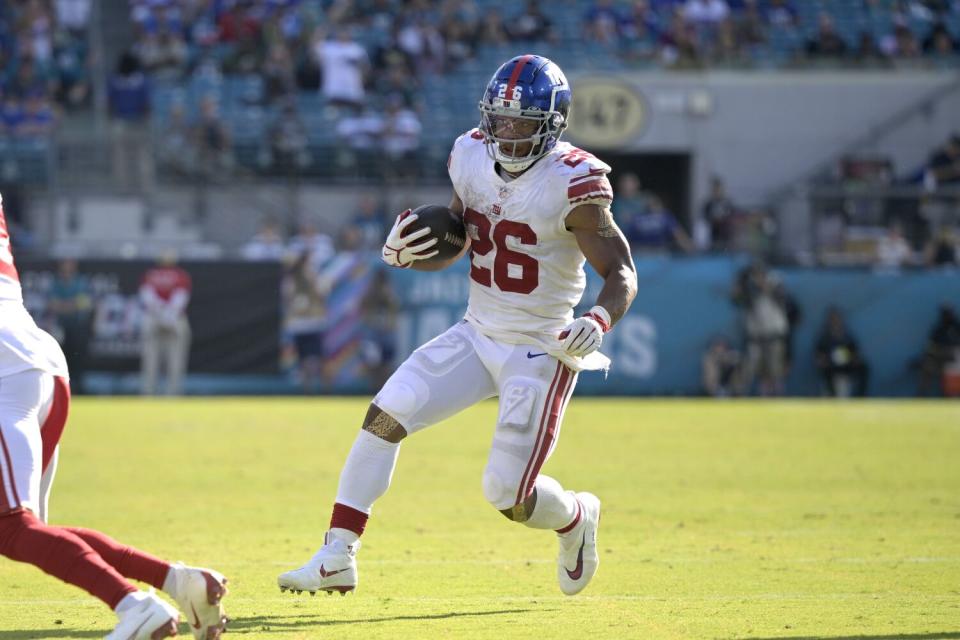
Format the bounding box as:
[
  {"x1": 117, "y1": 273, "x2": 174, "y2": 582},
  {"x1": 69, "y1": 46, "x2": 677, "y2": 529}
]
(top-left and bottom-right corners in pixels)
[
  {"x1": 0, "y1": 194, "x2": 228, "y2": 639},
  {"x1": 280, "y1": 54, "x2": 637, "y2": 596}
]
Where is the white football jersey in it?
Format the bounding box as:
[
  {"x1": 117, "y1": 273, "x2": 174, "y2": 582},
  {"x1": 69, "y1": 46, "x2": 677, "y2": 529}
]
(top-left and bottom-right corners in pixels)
[
  {"x1": 0, "y1": 193, "x2": 69, "y2": 378},
  {"x1": 448, "y1": 129, "x2": 614, "y2": 371}
]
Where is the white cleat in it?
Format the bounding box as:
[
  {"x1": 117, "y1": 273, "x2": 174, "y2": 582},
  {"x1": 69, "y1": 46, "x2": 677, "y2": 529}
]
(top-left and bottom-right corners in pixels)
[
  {"x1": 168, "y1": 563, "x2": 228, "y2": 640},
  {"x1": 105, "y1": 591, "x2": 179, "y2": 640},
  {"x1": 278, "y1": 533, "x2": 360, "y2": 596},
  {"x1": 557, "y1": 492, "x2": 601, "y2": 596}
]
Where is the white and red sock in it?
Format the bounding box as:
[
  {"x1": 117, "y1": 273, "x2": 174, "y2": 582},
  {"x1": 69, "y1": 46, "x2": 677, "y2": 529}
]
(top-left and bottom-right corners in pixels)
[{"x1": 328, "y1": 430, "x2": 401, "y2": 540}]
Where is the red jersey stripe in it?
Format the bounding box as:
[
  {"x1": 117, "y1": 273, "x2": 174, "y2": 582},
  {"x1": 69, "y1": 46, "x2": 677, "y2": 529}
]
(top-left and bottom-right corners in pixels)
[{"x1": 568, "y1": 179, "x2": 612, "y2": 200}]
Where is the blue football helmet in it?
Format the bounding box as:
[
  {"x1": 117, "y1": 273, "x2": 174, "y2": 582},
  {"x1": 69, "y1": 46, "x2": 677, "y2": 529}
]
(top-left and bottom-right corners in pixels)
[{"x1": 478, "y1": 54, "x2": 571, "y2": 173}]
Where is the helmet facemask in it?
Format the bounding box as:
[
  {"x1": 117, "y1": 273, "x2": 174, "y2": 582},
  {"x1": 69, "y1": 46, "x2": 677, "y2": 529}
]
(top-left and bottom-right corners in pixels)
[{"x1": 478, "y1": 101, "x2": 566, "y2": 173}]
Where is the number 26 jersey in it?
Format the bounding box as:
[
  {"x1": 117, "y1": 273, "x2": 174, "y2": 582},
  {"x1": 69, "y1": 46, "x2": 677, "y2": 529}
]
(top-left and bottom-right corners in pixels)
[{"x1": 448, "y1": 129, "x2": 614, "y2": 371}]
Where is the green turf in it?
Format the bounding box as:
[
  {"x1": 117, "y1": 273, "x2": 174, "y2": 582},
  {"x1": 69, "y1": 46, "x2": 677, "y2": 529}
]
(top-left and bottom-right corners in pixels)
[{"x1": 1, "y1": 399, "x2": 958, "y2": 639}]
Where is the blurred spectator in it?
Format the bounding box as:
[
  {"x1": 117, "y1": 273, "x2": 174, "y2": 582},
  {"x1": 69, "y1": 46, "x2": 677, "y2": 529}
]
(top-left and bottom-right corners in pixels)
[
  {"x1": 217, "y1": 2, "x2": 261, "y2": 43},
  {"x1": 584, "y1": 0, "x2": 623, "y2": 44},
  {"x1": 684, "y1": 0, "x2": 730, "y2": 25},
  {"x1": 55, "y1": 0, "x2": 92, "y2": 37},
  {"x1": 53, "y1": 33, "x2": 91, "y2": 109},
  {"x1": 108, "y1": 52, "x2": 152, "y2": 191},
  {"x1": 774, "y1": 277, "x2": 802, "y2": 375},
  {"x1": 734, "y1": 0, "x2": 766, "y2": 48},
  {"x1": 336, "y1": 106, "x2": 384, "y2": 178},
  {"x1": 923, "y1": 227, "x2": 958, "y2": 266},
  {"x1": 875, "y1": 221, "x2": 914, "y2": 268},
  {"x1": 478, "y1": 10, "x2": 511, "y2": 45},
  {"x1": 701, "y1": 176, "x2": 736, "y2": 251},
  {"x1": 509, "y1": 1, "x2": 557, "y2": 43},
  {"x1": 612, "y1": 173, "x2": 648, "y2": 223},
  {"x1": 702, "y1": 336, "x2": 743, "y2": 397},
  {"x1": 806, "y1": 13, "x2": 849, "y2": 59},
  {"x1": 622, "y1": 194, "x2": 695, "y2": 254},
  {"x1": 0, "y1": 94, "x2": 26, "y2": 138},
  {"x1": 440, "y1": 16, "x2": 478, "y2": 69},
  {"x1": 359, "y1": 269, "x2": 400, "y2": 389},
  {"x1": 19, "y1": 92, "x2": 55, "y2": 136},
  {"x1": 269, "y1": 100, "x2": 310, "y2": 171},
  {"x1": 765, "y1": 0, "x2": 799, "y2": 27},
  {"x1": 397, "y1": 18, "x2": 445, "y2": 76},
  {"x1": 8, "y1": 57, "x2": 52, "y2": 99},
  {"x1": 313, "y1": 27, "x2": 369, "y2": 110},
  {"x1": 282, "y1": 250, "x2": 330, "y2": 393},
  {"x1": 156, "y1": 101, "x2": 195, "y2": 177},
  {"x1": 924, "y1": 133, "x2": 960, "y2": 188},
  {"x1": 139, "y1": 252, "x2": 192, "y2": 396},
  {"x1": 381, "y1": 96, "x2": 423, "y2": 180},
  {"x1": 815, "y1": 307, "x2": 869, "y2": 397},
  {"x1": 351, "y1": 195, "x2": 387, "y2": 250},
  {"x1": 924, "y1": 22, "x2": 959, "y2": 58},
  {"x1": 732, "y1": 261, "x2": 791, "y2": 396},
  {"x1": 193, "y1": 96, "x2": 233, "y2": 179},
  {"x1": 620, "y1": 0, "x2": 661, "y2": 61},
  {"x1": 287, "y1": 218, "x2": 334, "y2": 272},
  {"x1": 855, "y1": 31, "x2": 888, "y2": 66},
  {"x1": 374, "y1": 65, "x2": 421, "y2": 112},
  {"x1": 660, "y1": 11, "x2": 703, "y2": 68},
  {"x1": 263, "y1": 44, "x2": 297, "y2": 104},
  {"x1": 137, "y1": 30, "x2": 188, "y2": 76},
  {"x1": 917, "y1": 304, "x2": 960, "y2": 396},
  {"x1": 241, "y1": 217, "x2": 287, "y2": 261},
  {"x1": 48, "y1": 259, "x2": 93, "y2": 394},
  {"x1": 881, "y1": 19, "x2": 922, "y2": 58}
]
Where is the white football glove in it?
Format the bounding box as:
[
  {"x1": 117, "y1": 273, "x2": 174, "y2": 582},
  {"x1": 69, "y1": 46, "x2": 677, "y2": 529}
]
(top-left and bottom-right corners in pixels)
[
  {"x1": 559, "y1": 306, "x2": 612, "y2": 357},
  {"x1": 381, "y1": 209, "x2": 439, "y2": 268}
]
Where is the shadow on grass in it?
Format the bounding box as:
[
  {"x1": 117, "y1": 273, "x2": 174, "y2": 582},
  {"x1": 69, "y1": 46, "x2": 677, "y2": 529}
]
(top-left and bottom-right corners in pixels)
[
  {"x1": 0, "y1": 607, "x2": 549, "y2": 638},
  {"x1": 743, "y1": 633, "x2": 960, "y2": 640},
  {"x1": 226, "y1": 607, "x2": 546, "y2": 634}
]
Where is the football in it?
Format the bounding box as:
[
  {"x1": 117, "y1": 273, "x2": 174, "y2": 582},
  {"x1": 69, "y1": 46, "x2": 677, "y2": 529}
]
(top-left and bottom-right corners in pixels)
[{"x1": 402, "y1": 204, "x2": 467, "y2": 263}]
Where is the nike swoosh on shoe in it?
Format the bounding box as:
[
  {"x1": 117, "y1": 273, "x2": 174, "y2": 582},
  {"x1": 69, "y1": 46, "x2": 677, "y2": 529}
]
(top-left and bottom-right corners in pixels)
[
  {"x1": 319, "y1": 565, "x2": 347, "y2": 578},
  {"x1": 565, "y1": 533, "x2": 586, "y2": 581}
]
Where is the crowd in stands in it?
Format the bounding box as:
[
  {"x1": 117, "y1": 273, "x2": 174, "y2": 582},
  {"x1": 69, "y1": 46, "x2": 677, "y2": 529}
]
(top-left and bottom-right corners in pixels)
[
  {"x1": 584, "y1": 0, "x2": 960, "y2": 68},
  {"x1": 111, "y1": 0, "x2": 960, "y2": 181},
  {"x1": 0, "y1": 1, "x2": 91, "y2": 138},
  {"x1": 812, "y1": 131, "x2": 960, "y2": 268}
]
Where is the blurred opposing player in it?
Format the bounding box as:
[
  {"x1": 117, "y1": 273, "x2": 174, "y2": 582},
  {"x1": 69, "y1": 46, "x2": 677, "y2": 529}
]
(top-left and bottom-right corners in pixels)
[
  {"x1": 280, "y1": 54, "x2": 637, "y2": 596},
  {"x1": 0, "y1": 194, "x2": 228, "y2": 639}
]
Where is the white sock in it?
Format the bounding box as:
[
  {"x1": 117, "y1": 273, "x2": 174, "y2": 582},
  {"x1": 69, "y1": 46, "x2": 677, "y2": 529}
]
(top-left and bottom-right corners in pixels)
[
  {"x1": 328, "y1": 527, "x2": 360, "y2": 546},
  {"x1": 115, "y1": 591, "x2": 146, "y2": 614},
  {"x1": 523, "y1": 475, "x2": 579, "y2": 531},
  {"x1": 335, "y1": 430, "x2": 401, "y2": 516}
]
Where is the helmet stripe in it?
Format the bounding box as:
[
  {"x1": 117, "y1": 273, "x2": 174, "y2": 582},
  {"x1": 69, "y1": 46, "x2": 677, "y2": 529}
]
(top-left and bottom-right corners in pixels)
[{"x1": 505, "y1": 54, "x2": 534, "y2": 104}]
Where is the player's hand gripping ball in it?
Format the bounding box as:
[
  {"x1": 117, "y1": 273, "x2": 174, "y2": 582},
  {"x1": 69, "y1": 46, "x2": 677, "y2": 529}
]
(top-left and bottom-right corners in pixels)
[{"x1": 381, "y1": 205, "x2": 467, "y2": 268}]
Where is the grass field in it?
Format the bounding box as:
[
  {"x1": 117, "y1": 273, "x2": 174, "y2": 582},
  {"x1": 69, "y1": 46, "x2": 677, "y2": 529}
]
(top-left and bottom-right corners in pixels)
[{"x1": 1, "y1": 398, "x2": 958, "y2": 639}]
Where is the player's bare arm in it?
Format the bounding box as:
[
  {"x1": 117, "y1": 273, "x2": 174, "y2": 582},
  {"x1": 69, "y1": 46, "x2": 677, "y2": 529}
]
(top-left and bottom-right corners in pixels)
[
  {"x1": 407, "y1": 191, "x2": 470, "y2": 272},
  {"x1": 566, "y1": 203, "x2": 638, "y2": 326}
]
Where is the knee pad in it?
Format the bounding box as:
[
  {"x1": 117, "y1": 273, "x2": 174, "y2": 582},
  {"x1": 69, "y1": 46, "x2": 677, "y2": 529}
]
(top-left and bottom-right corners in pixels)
[
  {"x1": 481, "y1": 463, "x2": 524, "y2": 511},
  {"x1": 373, "y1": 371, "x2": 426, "y2": 427},
  {"x1": 482, "y1": 468, "x2": 513, "y2": 510}
]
